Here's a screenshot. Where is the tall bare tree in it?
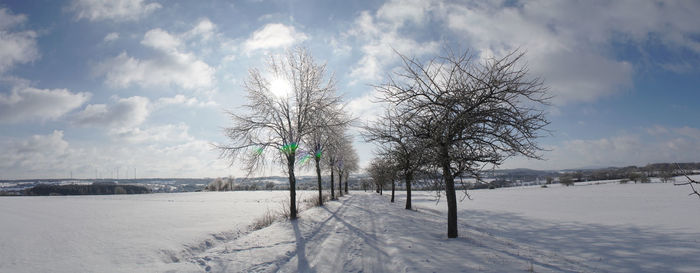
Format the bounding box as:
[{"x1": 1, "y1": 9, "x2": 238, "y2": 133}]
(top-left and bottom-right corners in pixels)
[
  {"x1": 376, "y1": 48, "x2": 550, "y2": 238},
  {"x1": 367, "y1": 156, "x2": 397, "y2": 197},
  {"x1": 338, "y1": 137, "x2": 359, "y2": 194},
  {"x1": 303, "y1": 100, "x2": 349, "y2": 206},
  {"x1": 324, "y1": 132, "x2": 343, "y2": 200},
  {"x1": 217, "y1": 47, "x2": 336, "y2": 219},
  {"x1": 363, "y1": 108, "x2": 427, "y2": 209},
  {"x1": 332, "y1": 134, "x2": 355, "y2": 198}
]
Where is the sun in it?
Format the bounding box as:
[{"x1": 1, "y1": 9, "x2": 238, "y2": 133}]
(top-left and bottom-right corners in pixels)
[{"x1": 269, "y1": 77, "x2": 293, "y2": 98}]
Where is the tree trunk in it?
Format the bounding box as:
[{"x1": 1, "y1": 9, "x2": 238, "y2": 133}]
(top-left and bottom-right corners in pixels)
[
  {"x1": 314, "y1": 156, "x2": 323, "y2": 206},
  {"x1": 405, "y1": 171, "x2": 412, "y2": 210},
  {"x1": 441, "y1": 146, "x2": 457, "y2": 238},
  {"x1": 391, "y1": 179, "x2": 395, "y2": 202},
  {"x1": 287, "y1": 154, "x2": 297, "y2": 219},
  {"x1": 330, "y1": 166, "x2": 335, "y2": 199},
  {"x1": 344, "y1": 173, "x2": 348, "y2": 194},
  {"x1": 379, "y1": 184, "x2": 383, "y2": 195},
  {"x1": 338, "y1": 170, "x2": 343, "y2": 197}
]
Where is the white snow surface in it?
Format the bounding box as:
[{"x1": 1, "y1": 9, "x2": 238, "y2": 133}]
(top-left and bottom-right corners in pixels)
[
  {"x1": 1, "y1": 181, "x2": 699, "y2": 272},
  {"x1": 0, "y1": 191, "x2": 299, "y2": 273}
]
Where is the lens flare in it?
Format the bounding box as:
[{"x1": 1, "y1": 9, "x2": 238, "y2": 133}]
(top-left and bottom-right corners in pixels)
[
  {"x1": 298, "y1": 154, "x2": 312, "y2": 165},
  {"x1": 254, "y1": 147, "x2": 264, "y2": 155},
  {"x1": 281, "y1": 142, "x2": 298, "y2": 154}
]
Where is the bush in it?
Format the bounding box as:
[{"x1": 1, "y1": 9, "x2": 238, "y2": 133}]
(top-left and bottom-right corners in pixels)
[
  {"x1": 205, "y1": 177, "x2": 234, "y2": 191},
  {"x1": 559, "y1": 175, "x2": 574, "y2": 186},
  {"x1": 114, "y1": 186, "x2": 127, "y2": 194},
  {"x1": 278, "y1": 195, "x2": 304, "y2": 219},
  {"x1": 639, "y1": 175, "x2": 651, "y2": 183},
  {"x1": 545, "y1": 176, "x2": 553, "y2": 184},
  {"x1": 303, "y1": 194, "x2": 330, "y2": 209},
  {"x1": 249, "y1": 208, "x2": 277, "y2": 231},
  {"x1": 659, "y1": 171, "x2": 675, "y2": 183},
  {"x1": 619, "y1": 179, "x2": 630, "y2": 184},
  {"x1": 250, "y1": 194, "x2": 328, "y2": 231}
]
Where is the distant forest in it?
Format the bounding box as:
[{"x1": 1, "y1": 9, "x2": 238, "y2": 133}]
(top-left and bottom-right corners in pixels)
[
  {"x1": 485, "y1": 162, "x2": 700, "y2": 188},
  {"x1": 24, "y1": 183, "x2": 150, "y2": 196}
]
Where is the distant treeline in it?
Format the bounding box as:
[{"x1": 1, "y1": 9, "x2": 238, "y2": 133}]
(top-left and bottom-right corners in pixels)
[
  {"x1": 24, "y1": 183, "x2": 151, "y2": 196},
  {"x1": 557, "y1": 162, "x2": 700, "y2": 183},
  {"x1": 485, "y1": 162, "x2": 700, "y2": 184}
]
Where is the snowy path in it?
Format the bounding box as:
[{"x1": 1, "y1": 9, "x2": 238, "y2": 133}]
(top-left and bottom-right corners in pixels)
[{"x1": 175, "y1": 192, "x2": 596, "y2": 272}]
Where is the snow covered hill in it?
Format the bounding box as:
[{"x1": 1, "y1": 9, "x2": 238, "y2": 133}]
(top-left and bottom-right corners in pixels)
[{"x1": 1, "y1": 182, "x2": 698, "y2": 272}]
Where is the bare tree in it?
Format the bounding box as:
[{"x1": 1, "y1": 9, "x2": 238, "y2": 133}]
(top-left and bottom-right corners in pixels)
[
  {"x1": 336, "y1": 135, "x2": 359, "y2": 195},
  {"x1": 367, "y1": 157, "x2": 396, "y2": 197},
  {"x1": 367, "y1": 152, "x2": 398, "y2": 199},
  {"x1": 324, "y1": 133, "x2": 342, "y2": 200},
  {"x1": 363, "y1": 107, "x2": 427, "y2": 209},
  {"x1": 376, "y1": 48, "x2": 550, "y2": 238},
  {"x1": 343, "y1": 146, "x2": 359, "y2": 194},
  {"x1": 559, "y1": 175, "x2": 574, "y2": 186},
  {"x1": 217, "y1": 47, "x2": 336, "y2": 219},
  {"x1": 303, "y1": 102, "x2": 349, "y2": 206},
  {"x1": 675, "y1": 163, "x2": 700, "y2": 199}
]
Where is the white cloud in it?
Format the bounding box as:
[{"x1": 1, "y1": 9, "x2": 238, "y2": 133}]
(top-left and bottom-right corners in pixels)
[
  {"x1": 347, "y1": 7, "x2": 439, "y2": 84},
  {"x1": 69, "y1": 0, "x2": 161, "y2": 22},
  {"x1": 0, "y1": 130, "x2": 69, "y2": 172},
  {"x1": 0, "y1": 8, "x2": 39, "y2": 75},
  {"x1": 346, "y1": 91, "x2": 383, "y2": 123},
  {"x1": 103, "y1": 32, "x2": 119, "y2": 42},
  {"x1": 0, "y1": 8, "x2": 26, "y2": 29},
  {"x1": 96, "y1": 26, "x2": 216, "y2": 90},
  {"x1": 438, "y1": 0, "x2": 700, "y2": 104},
  {"x1": 113, "y1": 123, "x2": 194, "y2": 144},
  {"x1": 73, "y1": 96, "x2": 149, "y2": 129},
  {"x1": 155, "y1": 94, "x2": 217, "y2": 108},
  {"x1": 0, "y1": 129, "x2": 230, "y2": 179},
  {"x1": 141, "y1": 28, "x2": 180, "y2": 51},
  {"x1": 184, "y1": 18, "x2": 216, "y2": 41},
  {"x1": 328, "y1": 37, "x2": 351, "y2": 56},
  {"x1": 97, "y1": 51, "x2": 214, "y2": 90},
  {"x1": 343, "y1": 0, "x2": 700, "y2": 105},
  {"x1": 376, "y1": 0, "x2": 432, "y2": 27},
  {"x1": 505, "y1": 125, "x2": 700, "y2": 170},
  {"x1": 0, "y1": 86, "x2": 91, "y2": 123},
  {"x1": 243, "y1": 23, "x2": 308, "y2": 54}
]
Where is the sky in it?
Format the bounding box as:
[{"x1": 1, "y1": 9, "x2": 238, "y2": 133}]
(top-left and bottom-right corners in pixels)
[{"x1": 1, "y1": 0, "x2": 699, "y2": 179}]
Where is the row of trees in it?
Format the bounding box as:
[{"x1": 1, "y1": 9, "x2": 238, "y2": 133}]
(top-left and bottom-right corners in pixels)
[
  {"x1": 218, "y1": 47, "x2": 358, "y2": 219},
  {"x1": 363, "y1": 48, "x2": 550, "y2": 238},
  {"x1": 217, "y1": 46, "x2": 551, "y2": 237}
]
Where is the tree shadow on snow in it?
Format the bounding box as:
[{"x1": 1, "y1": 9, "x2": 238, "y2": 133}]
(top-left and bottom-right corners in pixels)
[
  {"x1": 459, "y1": 209, "x2": 700, "y2": 273},
  {"x1": 291, "y1": 219, "x2": 313, "y2": 273}
]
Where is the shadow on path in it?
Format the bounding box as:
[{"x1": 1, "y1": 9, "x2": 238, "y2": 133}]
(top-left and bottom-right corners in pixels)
[
  {"x1": 291, "y1": 219, "x2": 313, "y2": 273},
  {"x1": 454, "y1": 209, "x2": 700, "y2": 273}
]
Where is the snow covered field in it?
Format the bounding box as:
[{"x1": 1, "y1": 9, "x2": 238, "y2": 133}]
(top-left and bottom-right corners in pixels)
[
  {"x1": 1, "y1": 181, "x2": 699, "y2": 272},
  {"x1": 406, "y1": 180, "x2": 700, "y2": 272},
  {"x1": 0, "y1": 191, "x2": 309, "y2": 273}
]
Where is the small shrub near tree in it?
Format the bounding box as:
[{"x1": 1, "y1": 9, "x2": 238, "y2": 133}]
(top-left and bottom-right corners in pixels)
[
  {"x1": 249, "y1": 208, "x2": 277, "y2": 231},
  {"x1": 639, "y1": 175, "x2": 651, "y2": 183},
  {"x1": 659, "y1": 171, "x2": 675, "y2": 183},
  {"x1": 559, "y1": 175, "x2": 574, "y2": 186}
]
